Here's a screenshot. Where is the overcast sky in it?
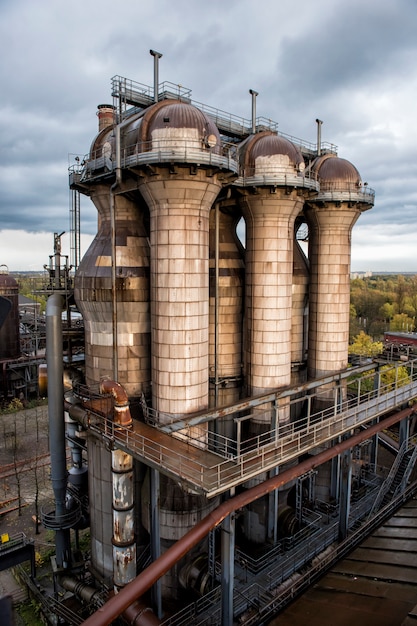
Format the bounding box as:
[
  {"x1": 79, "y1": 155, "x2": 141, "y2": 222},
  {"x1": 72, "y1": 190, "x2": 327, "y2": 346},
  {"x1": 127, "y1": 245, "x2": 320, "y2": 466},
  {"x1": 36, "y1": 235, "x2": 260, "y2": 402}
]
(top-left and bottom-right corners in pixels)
[{"x1": 1, "y1": 0, "x2": 416, "y2": 272}]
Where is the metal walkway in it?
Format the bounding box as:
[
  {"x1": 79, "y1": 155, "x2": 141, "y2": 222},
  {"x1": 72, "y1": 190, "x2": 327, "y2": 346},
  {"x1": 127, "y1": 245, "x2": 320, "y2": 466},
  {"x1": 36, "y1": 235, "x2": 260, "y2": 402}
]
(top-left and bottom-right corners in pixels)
[
  {"x1": 0, "y1": 533, "x2": 35, "y2": 578},
  {"x1": 88, "y1": 361, "x2": 417, "y2": 498}
]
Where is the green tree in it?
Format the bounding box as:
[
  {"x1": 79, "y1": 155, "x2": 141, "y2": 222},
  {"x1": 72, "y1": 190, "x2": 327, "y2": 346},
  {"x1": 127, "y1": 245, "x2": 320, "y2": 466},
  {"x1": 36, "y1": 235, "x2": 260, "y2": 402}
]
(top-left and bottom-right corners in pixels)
[
  {"x1": 348, "y1": 331, "x2": 383, "y2": 357},
  {"x1": 390, "y1": 313, "x2": 415, "y2": 332},
  {"x1": 380, "y1": 364, "x2": 410, "y2": 391},
  {"x1": 395, "y1": 275, "x2": 408, "y2": 315},
  {"x1": 380, "y1": 302, "x2": 395, "y2": 323}
]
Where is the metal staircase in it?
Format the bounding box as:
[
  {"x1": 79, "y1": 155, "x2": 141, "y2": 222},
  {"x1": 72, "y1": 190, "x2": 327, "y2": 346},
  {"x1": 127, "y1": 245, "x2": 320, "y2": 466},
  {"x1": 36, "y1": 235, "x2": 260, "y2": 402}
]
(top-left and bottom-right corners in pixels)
[{"x1": 370, "y1": 440, "x2": 417, "y2": 516}]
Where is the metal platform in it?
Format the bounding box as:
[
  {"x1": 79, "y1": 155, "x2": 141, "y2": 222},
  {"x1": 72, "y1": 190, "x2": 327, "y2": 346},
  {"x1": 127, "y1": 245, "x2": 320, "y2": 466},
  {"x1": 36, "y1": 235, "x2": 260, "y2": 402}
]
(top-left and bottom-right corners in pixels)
[
  {"x1": 273, "y1": 498, "x2": 417, "y2": 626},
  {"x1": 87, "y1": 360, "x2": 417, "y2": 498}
]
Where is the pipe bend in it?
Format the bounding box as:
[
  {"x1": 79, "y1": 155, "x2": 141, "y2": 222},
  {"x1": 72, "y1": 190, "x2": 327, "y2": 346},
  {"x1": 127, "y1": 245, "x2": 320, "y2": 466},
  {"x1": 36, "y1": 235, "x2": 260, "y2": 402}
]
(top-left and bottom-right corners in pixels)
[
  {"x1": 99, "y1": 379, "x2": 132, "y2": 427},
  {"x1": 100, "y1": 378, "x2": 129, "y2": 406}
]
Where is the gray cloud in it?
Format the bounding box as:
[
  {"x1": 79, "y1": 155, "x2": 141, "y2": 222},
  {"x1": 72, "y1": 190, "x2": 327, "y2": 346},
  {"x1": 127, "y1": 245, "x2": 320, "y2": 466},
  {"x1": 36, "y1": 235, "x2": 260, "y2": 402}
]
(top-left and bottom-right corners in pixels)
[{"x1": 1, "y1": 0, "x2": 417, "y2": 270}]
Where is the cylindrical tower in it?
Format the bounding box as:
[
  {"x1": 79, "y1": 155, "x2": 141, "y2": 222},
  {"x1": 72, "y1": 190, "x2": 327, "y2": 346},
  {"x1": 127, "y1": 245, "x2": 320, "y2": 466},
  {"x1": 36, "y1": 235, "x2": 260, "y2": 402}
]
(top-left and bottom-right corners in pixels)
[
  {"x1": 209, "y1": 198, "x2": 245, "y2": 421},
  {"x1": 129, "y1": 99, "x2": 236, "y2": 598},
  {"x1": 237, "y1": 133, "x2": 315, "y2": 428},
  {"x1": 0, "y1": 265, "x2": 20, "y2": 360},
  {"x1": 74, "y1": 112, "x2": 151, "y2": 400},
  {"x1": 97, "y1": 104, "x2": 115, "y2": 132},
  {"x1": 136, "y1": 101, "x2": 233, "y2": 425},
  {"x1": 236, "y1": 133, "x2": 316, "y2": 545},
  {"x1": 305, "y1": 155, "x2": 374, "y2": 504},
  {"x1": 305, "y1": 156, "x2": 374, "y2": 384}
]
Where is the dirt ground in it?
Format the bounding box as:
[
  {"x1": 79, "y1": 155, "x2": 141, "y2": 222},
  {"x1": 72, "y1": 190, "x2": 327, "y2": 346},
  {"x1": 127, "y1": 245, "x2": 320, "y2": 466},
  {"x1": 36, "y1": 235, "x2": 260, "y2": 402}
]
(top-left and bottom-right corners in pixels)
[
  {"x1": 0, "y1": 405, "x2": 58, "y2": 623},
  {"x1": 0, "y1": 405, "x2": 57, "y2": 574}
]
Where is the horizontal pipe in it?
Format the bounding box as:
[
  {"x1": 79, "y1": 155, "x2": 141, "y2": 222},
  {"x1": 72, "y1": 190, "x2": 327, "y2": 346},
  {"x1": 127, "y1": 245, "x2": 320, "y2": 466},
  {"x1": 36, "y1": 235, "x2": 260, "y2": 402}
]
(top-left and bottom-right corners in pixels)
[
  {"x1": 81, "y1": 405, "x2": 415, "y2": 626},
  {"x1": 60, "y1": 576, "x2": 102, "y2": 606},
  {"x1": 122, "y1": 600, "x2": 161, "y2": 626}
]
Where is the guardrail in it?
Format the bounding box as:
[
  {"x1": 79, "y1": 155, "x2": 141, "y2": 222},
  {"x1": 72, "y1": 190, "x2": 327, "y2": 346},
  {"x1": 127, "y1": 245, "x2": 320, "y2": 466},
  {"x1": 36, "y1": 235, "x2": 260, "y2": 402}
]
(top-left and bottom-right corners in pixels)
[
  {"x1": 87, "y1": 360, "x2": 417, "y2": 496},
  {"x1": 0, "y1": 532, "x2": 31, "y2": 554}
]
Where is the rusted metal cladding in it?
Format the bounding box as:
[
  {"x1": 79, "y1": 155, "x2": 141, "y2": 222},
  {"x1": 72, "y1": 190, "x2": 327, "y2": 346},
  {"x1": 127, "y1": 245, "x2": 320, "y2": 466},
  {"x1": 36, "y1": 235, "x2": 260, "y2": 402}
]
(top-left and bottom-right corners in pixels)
[
  {"x1": 74, "y1": 186, "x2": 151, "y2": 398},
  {"x1": 239, "y1": 131, "x2": 305, "y2": 178},
  {"x1": 87, "y1": 434, "x2": 113, "y2": 583},
  {"x1": 112, "y1": 544, "x2": 137, "y2": 588},
  {"x1": 208, "y1": 203, "x2": 245, "y2": 413},
  {"x1": 140, "y1": 100, "x2": 222, "y2": 155},
  {"x1": 112, "y1": 508, "x2": 135, "y2": 544},
  {"x1": 112, "y1": 468, "x2": 134, "y2": 510},
  {"x1": 0, "y1": 268, "x2": 20, "y2": 360},
  {"x1": 291, "y1": 237, "x2": 309, "y2": 379},
  {"x1": 315, "y1": 154, "x2": 362, "y2": 193},
  {"x1": 111, "y1": 448, "x2": 136, "y2": 589},
  {"x1": 112, "y1": 448, "x2": 133, "y2": 472},
  {"x1": 97, "y1": 104, "x2": 115, "y2": 132}
]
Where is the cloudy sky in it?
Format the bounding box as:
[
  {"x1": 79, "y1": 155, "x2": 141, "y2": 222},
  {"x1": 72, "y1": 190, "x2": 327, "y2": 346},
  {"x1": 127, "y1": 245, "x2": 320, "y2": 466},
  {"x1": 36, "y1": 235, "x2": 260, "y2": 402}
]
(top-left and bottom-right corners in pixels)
[{"x1": 1, "y1": 0, "x2": 416, "y2": 272}]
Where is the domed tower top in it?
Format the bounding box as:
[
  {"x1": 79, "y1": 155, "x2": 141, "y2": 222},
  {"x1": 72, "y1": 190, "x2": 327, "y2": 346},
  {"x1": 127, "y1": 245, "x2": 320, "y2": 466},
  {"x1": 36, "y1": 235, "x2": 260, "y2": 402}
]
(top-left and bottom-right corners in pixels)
[
  {"x1": 141, "y1": 100, "x2": 221, "y2": 152},
  {"x1": 312, "y1": 154, "x2": 374, "y2": 206},
  {"x1": 236, "y1": 131, "x2": 317, "y2": 190},
  {"x1": 118, "y1": 100, "x2": 237, "y2": 174}
]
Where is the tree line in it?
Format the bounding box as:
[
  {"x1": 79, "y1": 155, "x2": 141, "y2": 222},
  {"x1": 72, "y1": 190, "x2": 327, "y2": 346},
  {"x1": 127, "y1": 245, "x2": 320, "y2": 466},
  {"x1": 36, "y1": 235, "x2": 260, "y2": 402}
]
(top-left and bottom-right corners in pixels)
[{"x1": 350, "y1": 274, "x2": 417, "y2": 341}]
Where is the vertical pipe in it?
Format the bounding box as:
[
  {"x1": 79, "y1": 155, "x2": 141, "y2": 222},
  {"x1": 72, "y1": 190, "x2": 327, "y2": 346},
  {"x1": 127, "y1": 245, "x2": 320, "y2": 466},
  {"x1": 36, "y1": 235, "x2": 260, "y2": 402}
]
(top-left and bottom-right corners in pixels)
[
  {"x1": 46, "y1": 293, "x2": 71, "y2": 568},
  {"x1": 112, "y1": 449, "x2": 136, "y2": 590},
  {"x1": 110, "y1": 125, "x2": 121, "y2": 381},
  {"x1": 99, "y1": 380, "x2": 136, "y2": 591},
  {"x1": 267, "y1": 467, "x2": 279, "y2": 542},
  {"x1": 150, "y1": 50, "x2": 163, "y2": 103},
  {"x1": 214, "y1": 203, "x2": 220, "y2": 408},
  {"x1": 249, "y1": 89, "x2": 258, "y2": 134},
  {"x1": 110, "y1": 186, "x2": 118, "y2": 381},
  {"x1": 221, "y1": 489, "x2": 235, "y2": 626},
  {"x1": 399, "y1": 417, "x2": 410, "y2": 447},
  {"x1": 338, "y1": 446, "x2": 352, "y2": 540},
  {"x1": 150, "y1": 468, "x2": 162, "y2": 618},
  {"x1": 316, "y1": 119, "x2": 323, "y2": 156}
]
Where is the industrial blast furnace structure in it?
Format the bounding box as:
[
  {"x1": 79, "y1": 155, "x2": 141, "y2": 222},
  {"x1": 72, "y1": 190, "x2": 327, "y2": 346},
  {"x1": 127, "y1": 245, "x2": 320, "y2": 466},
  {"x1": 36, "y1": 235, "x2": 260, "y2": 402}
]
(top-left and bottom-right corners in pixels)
[{"x1": 40, "y1": 54, "x2": 417, "y2": 625}]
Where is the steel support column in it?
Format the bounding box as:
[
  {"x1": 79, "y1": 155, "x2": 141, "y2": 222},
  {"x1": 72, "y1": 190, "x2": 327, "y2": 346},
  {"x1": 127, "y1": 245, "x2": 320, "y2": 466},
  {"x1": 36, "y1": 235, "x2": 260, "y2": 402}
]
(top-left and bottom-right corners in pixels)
[
  {"x1": 330, "y1": 445, "x2": 340, "y2": 501},
  {"x1": 150, "y1": 468, "x2": 162, "y2": 619},
  {"x1": 338, "y1": 446, "x2": 352, "y2": 541},
  {"x1": 399, "y1": 414, "x2": 410, "y2": 448},
  {"x1": 221, "y1": 490, "x2": 235, "y2": 626}
]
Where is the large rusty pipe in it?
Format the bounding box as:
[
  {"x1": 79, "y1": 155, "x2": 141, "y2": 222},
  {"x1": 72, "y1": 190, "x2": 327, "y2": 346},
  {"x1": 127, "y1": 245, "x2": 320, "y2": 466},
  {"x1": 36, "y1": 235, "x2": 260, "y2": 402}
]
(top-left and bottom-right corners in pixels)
[
  {"x1": 98, "y1": 380, "x2": 136, "y2": 591},
  {"x1": 81, "y1": 405, "x2": 415, "y2": 626},
  {"x1": 100, "y1": 378, "x2": 132, "y2": 427},
  {"x1": 122, "y1": 600, "x2": 162, "y2": 626},
  {"x1": 60, "y1": 576, "x2": 103, "y2": 606}
]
